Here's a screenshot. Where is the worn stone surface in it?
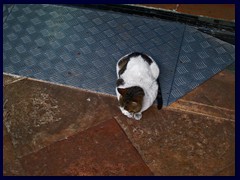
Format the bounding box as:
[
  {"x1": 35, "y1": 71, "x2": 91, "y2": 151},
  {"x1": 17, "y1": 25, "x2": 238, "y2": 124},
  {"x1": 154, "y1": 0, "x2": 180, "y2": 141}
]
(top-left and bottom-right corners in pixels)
[
  {"x1": 177, "y1": 4, "x2": 235, "y2": 21},
  {"x1": 3, "y1": 69, "x2": 235, "y2": 176},
  {"x1": 137, "y1": 4, "x2": 235, "y2": 21},
  {"x1": 115, "y1": 107, "x2": 235, "y2": 176},
  {"x1": 3, "y1": 74, "x2": 26, "y2": 86},
  {"x1": 214, "y1": 163, "x2": 235, "y2": 176},
  {"x1": 114, "y1": 70, "x2": 235, "y2": 175},
  {"x1": 170, "y1": 99, "x2": 235, "y2": 121},
  {"x1": 3, "y1": 75, "x2": 120, "y2": 158},
  {"x1": 3, "y1": 125, "x2": 24, "y2": 176},
  {"x1": 20, "y1": 119, "x2": 153, "y2": 176}
]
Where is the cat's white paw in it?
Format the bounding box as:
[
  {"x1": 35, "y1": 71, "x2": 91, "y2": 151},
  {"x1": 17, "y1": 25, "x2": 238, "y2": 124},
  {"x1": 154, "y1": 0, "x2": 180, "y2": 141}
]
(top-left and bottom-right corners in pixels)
[
  {"x1": 120, "y1": 107, "x2": 133, "y2": 118},
  {"x1": 134, "y1": 113, "x2": 142, "y2": 120}
]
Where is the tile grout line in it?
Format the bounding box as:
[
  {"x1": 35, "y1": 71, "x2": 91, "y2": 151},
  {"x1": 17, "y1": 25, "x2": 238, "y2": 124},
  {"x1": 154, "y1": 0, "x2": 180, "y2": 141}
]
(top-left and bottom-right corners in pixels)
[
  {"x1": 167, "y1": 107, "x2": 235, "y2": 122},
  {"x1": 14, "y1": 118, "x2": 115, "y2": 159},
  {"x1": 112, "y1": 117, "x2": 155, "y2": 176},
  {"x1": 201, "y1": 90, "x2": 236, "y2": 118},
  {"x1": 3, "y1": 77, "x2": 28, "y2": 87},
  {"x1": 174, "y1": 4, "x2": 180, "y2": 12},
  {"x1": 177, "y1": 99, "x2": 235, "y2": 112}
]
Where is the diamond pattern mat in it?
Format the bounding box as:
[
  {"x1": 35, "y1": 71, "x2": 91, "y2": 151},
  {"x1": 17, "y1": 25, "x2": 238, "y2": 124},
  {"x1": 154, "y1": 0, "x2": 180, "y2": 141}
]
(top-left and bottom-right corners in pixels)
[{"x1": 3, "y1": 4, "x2": 235, "y2": 106}]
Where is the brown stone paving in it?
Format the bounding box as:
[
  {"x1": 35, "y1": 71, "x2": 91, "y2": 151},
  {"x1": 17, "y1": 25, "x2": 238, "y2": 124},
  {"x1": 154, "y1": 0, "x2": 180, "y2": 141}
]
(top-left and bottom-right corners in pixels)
[
  {"x1": 138, "y1": 4, "x2": 235, "y2": 21},
  {"x1": 169, "y1": 71, "x2": 235, "y2": 121},
  {"x1": 115, "y1": 108, "x2": 235, "y2": 176},
  {"x1": 3, "y1": 75, "x2": 119, "y2": 159},
  {"x1": 3, "y1": 69, "x2": 235, "y2": 176},
  {"x1": 115, "y1": 70, "x2": 235, "y2": 176},
  {"x1": 19, "y1": 119, "x2": 153, "y2": 176},
  {"x1": 3, "y1": 125, "x2": 25, "y2": 175},
  {"x1": 176, "y1": 4, "x2": 235, "y2": 21}
]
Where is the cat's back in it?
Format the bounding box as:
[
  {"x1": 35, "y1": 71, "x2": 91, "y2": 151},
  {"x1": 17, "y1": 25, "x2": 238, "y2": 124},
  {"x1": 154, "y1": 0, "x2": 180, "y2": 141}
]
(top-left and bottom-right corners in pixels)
[
  {"x1": 124, "y1": 55, "x2": 150, "y2": 76},
  {"x1": 117, "y1": 52, "x2": 159, "y2": 81}
]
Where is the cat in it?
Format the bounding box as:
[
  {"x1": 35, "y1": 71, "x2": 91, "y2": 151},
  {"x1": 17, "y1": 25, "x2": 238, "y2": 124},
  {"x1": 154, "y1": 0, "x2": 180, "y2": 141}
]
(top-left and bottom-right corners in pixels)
[{"x1": 116, "y1": 52, "x2": 163, "y2": 120}]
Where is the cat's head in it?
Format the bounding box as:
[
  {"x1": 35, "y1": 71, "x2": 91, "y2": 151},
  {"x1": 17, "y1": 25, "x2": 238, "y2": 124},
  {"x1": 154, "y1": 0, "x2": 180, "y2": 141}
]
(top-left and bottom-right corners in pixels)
[{"x1": 117, "y1": 86, "x2": 145, "y2": 113}]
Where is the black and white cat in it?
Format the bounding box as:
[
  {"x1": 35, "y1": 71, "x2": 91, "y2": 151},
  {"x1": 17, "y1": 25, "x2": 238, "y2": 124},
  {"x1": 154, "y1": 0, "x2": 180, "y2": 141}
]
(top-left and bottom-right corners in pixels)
[{"x1": 116, "y1": 52, "x2": 162, "y2": 120}]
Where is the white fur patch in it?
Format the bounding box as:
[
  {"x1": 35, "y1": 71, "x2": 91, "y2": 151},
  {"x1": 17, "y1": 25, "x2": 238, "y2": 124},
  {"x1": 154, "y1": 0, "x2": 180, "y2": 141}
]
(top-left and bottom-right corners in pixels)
[{"x1": 116, "y1": 53, "x2": 160, "y2": 120}]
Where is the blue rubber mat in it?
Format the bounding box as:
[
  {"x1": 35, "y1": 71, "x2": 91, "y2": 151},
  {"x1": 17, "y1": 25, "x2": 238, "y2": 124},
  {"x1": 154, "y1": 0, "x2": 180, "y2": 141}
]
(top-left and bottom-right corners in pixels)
[{"x1": 3, "y1": 4, "x2": 235, "y2": 106}]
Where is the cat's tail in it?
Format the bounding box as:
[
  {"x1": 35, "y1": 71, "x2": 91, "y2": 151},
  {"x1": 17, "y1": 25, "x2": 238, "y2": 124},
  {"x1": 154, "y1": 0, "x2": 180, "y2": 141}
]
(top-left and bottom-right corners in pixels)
[{"x1": 156, "y1": 77, "x2": 163, "y2": 110}]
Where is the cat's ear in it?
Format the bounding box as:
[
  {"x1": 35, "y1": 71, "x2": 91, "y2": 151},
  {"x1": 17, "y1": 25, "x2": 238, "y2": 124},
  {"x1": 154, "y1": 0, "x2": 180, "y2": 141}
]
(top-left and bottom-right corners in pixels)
[{"x1": 117, "y1": 88, "x2": 127, "y2": 96}]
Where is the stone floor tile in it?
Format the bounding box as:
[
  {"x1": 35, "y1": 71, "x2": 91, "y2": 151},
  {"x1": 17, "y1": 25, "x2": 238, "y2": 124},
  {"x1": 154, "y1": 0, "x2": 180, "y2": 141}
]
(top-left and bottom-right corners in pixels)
[
  {"x1": 177, "y1": 4, "x2": 235, "y2": 21},
  {"x1": 3, "y1": 75, "x2": 120, "y2": 158},
  {"x1": 135, "y1": 4, "x2": 235, "y2": 21},
  {"x1": 213, "y1": 163, "x2": 235, "y2": 176},
  {"x1": 20, "y1": 119, "x2": 153, "y2": 176},
  {"x1": 115, "y1": 107, "x2": 235, "y2": 175},
  {"x1": 170, "y1": 100, "x2": 235, "y2": 121},
  {"x1": 3, "y1": 68, "x2": 235, "y2": 176},
  {"x1": 3, "y1": 125, "x2": 25, "y2": 176},
  {"x1": 3, "y1": 73, "x2": 26, "y2": 87}
]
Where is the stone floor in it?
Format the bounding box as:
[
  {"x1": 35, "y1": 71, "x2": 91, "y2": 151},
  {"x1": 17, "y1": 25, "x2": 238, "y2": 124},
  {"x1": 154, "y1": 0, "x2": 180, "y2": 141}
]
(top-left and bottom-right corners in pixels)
[
  {"x1": 138, "y1": 4, "x2": 235, "y2": 21},
  {"x1": 3, "y1": 69, "x2": 235, "y2": 176}
]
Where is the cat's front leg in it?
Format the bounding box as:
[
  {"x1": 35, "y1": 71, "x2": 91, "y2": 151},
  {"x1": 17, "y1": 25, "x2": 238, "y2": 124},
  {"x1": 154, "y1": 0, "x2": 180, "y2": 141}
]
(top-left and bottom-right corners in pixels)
[
  {"x1": 120, "y1": 107, "x2": 133, "y2": 118},
  {"x1": 134, "y1": 113, "x2": 142, "y2": 120}
]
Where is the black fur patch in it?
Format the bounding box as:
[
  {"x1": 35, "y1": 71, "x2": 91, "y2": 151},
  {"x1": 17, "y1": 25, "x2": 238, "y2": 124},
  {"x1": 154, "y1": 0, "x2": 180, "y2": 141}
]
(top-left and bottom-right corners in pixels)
[
  {"x1": 116, "y1": 78, "x2": 124, "y2": 86},
  {"x1": 128, "y1": 52, "x2": 153, "y2": 65},
  {"x1": 118, "y1": 57, "x2": 130, "y2": 76}
]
